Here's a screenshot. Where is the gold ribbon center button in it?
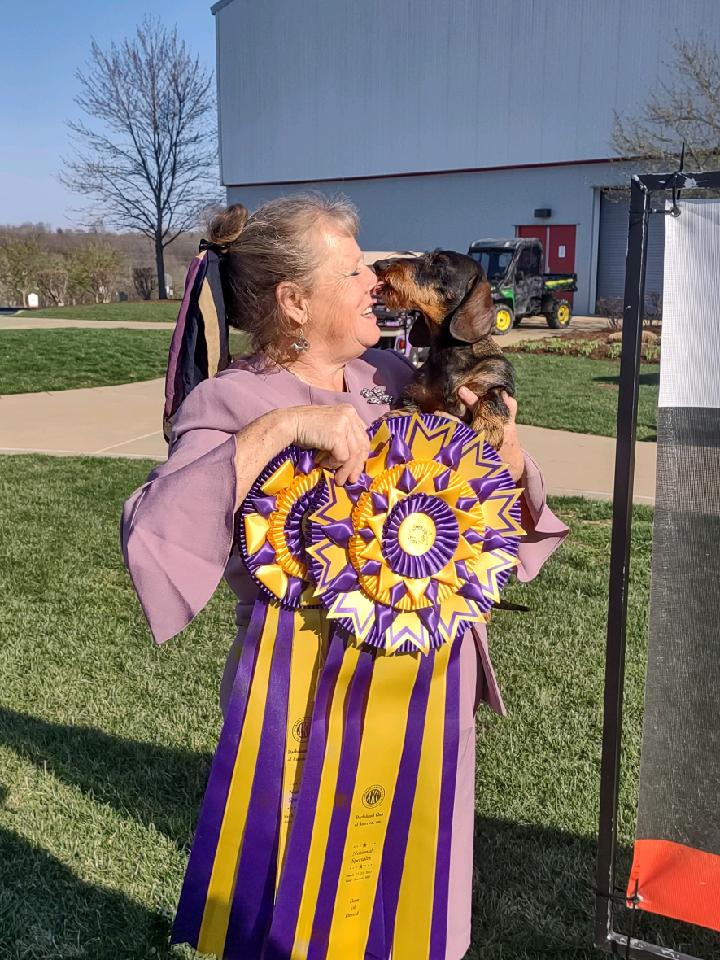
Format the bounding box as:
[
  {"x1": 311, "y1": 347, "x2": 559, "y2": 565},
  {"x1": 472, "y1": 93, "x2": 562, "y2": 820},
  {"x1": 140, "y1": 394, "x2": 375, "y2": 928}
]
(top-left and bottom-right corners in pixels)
[{"x1": 397, "y1": 513, "x2": 436, "y2": 556}]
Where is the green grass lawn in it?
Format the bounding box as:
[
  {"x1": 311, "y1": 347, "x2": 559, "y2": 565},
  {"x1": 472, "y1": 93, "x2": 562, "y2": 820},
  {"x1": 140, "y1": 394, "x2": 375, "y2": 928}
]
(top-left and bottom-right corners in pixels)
[
  {"x1": 1, "y1": 455, "x2": 717, "y2": 958},
  {"x1": 0, "y1": 329, "x2": 251, "y2": 395},
  {"x1": 0, "y1": 329, "x2": 172, "y2": 394},
  {"x1": 512, "y1": 352, "x2": 659, "y2": 442},
  {"x1": 17, "y1": 301, "x2": 181, "y2": 322}
]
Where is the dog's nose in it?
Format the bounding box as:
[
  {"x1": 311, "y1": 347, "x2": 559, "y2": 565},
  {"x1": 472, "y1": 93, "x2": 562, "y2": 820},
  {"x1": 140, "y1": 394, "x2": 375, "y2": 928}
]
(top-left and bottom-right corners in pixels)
[{"x1": 373, "y1": 258, "x2": 393, "y2": 274}]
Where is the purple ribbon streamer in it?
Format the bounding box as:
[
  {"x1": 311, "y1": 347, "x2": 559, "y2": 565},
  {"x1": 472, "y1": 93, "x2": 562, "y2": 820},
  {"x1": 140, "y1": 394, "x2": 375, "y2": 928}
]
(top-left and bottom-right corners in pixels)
[
  {"x1": 429, "y1": 634, "x2": 462, "y2": 958},
  {"x1": 222, "y1": 606, "x2": 296, "y2": 958},
  {"x1": 367, "y1": 651, "x2": 435, "y2": 954},
  {"x1": 307, "y1": 651, "x2": 374, "y2": 960},
  {"x1": 171, "y1": 599, "x2": 267, "y2": 948},
  {"x1": 265, "y1": 631, "x2": 346, "y2": 959},
  {"x1": 164, "y1": 254, "x2": 206, "y2": 426}
]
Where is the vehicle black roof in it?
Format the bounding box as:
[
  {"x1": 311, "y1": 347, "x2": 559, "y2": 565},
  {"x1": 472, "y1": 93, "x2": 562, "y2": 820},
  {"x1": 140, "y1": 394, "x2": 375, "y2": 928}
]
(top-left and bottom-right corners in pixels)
[{"x1": 468, "y1": 237, "x2": 541, "y2": 250}]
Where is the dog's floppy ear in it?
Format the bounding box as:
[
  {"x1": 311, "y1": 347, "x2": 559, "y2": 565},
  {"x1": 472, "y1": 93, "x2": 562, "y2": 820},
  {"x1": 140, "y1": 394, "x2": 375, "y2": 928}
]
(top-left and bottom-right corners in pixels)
[
  {"x1": 448, "y1": 268, "x2": 496, "y2": 342},
  {"x1": 409, "y1": 314, "x2": 432, "y2": 347}
]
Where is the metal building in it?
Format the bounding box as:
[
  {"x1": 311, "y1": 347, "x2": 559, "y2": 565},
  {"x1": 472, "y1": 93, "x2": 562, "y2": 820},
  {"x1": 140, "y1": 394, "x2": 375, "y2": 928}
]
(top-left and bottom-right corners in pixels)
[{"x1": 211, "y1": 0, "x2": 717, "y2": 314}]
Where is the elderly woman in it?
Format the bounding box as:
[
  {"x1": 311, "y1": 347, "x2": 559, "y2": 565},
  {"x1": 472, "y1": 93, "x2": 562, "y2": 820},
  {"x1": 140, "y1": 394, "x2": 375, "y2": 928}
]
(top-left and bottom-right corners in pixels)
[{"x1": 121, "y1": 195, "x2": 567, "y2": 960}]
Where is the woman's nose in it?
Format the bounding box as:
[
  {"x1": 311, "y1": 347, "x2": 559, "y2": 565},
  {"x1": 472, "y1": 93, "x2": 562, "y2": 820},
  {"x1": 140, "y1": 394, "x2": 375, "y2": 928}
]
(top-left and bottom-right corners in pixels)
[{"x1": 364, "y1": 264, "x2": 380, "y2": 289}]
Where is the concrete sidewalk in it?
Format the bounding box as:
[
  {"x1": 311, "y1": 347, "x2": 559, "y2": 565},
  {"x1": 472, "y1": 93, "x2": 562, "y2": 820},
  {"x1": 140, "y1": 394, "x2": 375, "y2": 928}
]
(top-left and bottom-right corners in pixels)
[
  {"x1": 0, "y1": 376, "x2": 657, "y2": 504},
  {"x1": 0, "y1": 312, "x2": 606, "y2": 340},
  {"x1": 0, "y1": 317, "x2": 175, "y2": 331}
]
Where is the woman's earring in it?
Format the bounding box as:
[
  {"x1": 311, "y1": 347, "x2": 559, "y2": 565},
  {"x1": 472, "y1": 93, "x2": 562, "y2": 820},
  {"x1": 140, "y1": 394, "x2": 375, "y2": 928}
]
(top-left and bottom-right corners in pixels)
[{"x1": 292, "y1": 330, "x2": 310, "y2": 352}]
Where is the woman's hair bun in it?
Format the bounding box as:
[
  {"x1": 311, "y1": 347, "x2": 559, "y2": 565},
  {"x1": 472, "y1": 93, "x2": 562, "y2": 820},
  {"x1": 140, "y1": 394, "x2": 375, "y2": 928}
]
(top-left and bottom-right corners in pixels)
[{"x1": 208, "y1": 203, "x2": 249, "y2": 248}]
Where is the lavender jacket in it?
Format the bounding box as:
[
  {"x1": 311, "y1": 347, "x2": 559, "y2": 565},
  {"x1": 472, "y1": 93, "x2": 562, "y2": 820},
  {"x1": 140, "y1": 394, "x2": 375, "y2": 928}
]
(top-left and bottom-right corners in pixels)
[{"x1": 120, "y1": 348, "x2": 568, "y2": 960}]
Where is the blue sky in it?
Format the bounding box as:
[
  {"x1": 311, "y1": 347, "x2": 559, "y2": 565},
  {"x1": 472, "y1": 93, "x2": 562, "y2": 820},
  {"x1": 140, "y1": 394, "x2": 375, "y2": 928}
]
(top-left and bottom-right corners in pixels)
[{"x1": 0, "y1": 1, "x2": 218, "y2": 228}]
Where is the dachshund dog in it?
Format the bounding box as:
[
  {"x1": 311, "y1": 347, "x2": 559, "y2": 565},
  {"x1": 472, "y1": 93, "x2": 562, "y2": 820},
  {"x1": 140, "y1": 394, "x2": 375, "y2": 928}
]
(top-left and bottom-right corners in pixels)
[{"x1": 373, "y1": 250, "x2": 515, "y2": 449}]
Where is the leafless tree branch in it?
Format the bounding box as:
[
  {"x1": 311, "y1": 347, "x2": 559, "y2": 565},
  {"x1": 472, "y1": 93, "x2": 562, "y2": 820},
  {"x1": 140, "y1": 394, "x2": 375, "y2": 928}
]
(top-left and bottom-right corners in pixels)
[
  {"x1": 612, "y1": 36, "x2": 720, "y2": 182},
  {"x1": 61, "y1": 17, "x2": 222, "y2": 297}
]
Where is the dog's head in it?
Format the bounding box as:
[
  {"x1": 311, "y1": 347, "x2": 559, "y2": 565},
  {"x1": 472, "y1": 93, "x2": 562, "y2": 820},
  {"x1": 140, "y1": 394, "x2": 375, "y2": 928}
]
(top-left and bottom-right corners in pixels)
[{"x1": 373, "y1": 250, "x2": 495, "y2": 346}]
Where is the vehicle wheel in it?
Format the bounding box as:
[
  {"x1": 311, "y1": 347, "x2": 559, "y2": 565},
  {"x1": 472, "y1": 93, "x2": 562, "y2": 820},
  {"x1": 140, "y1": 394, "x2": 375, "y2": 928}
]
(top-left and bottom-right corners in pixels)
[
  {"x1": 494, "y1": 303, "x2": 514, "y2": 336},
  {"x1": 546, "y1": 299, "x2": 572, "y2": 329}
]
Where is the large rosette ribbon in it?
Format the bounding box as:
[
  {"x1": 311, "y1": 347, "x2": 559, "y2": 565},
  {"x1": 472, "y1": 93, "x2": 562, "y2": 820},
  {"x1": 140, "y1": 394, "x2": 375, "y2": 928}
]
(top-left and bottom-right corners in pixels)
[
  {"x1": 308, "y1": 412, "x2": 524, "y2": 653},
  {"x1": 172, "y1": 448, "x2": 329, "y2": 959},
  {"x1": 172, "y1": 413, "x2": 525, "y2": 960},
  {"x1": 266, "y1": 413, "x2": 524, "y2": 960}
]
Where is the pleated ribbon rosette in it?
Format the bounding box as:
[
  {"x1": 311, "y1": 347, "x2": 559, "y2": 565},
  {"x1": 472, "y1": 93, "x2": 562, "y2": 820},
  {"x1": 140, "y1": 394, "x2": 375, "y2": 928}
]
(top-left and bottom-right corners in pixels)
[
  {"x1": 308, "y1": 412, "x2": 524, "y2": 653},
  {"x1": 172, "y1": 413, "x2": 525, "y2": 960}
]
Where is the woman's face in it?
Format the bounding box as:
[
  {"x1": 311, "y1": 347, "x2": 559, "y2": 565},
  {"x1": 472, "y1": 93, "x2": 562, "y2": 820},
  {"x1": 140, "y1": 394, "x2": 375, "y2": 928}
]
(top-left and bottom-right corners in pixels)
[{"x1": 304, "y1": 227, "x2": 381, "y2": 362}]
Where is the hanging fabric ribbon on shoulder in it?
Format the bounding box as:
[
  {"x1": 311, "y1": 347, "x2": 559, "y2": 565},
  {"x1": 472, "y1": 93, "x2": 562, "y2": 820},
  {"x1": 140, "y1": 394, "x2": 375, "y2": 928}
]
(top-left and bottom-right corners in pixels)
[{"x1": 172, "y1": 412, "x2": 525, "y2": 960}]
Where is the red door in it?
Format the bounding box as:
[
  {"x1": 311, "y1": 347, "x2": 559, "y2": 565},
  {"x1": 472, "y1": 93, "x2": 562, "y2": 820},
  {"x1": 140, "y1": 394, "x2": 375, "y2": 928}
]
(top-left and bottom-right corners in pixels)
[
  {"x1": 517, "y1": 224, "x2": 549, "y2": 256},
  {"x1": 517, "y1": 224, "x2": 576, "y2": 304}
]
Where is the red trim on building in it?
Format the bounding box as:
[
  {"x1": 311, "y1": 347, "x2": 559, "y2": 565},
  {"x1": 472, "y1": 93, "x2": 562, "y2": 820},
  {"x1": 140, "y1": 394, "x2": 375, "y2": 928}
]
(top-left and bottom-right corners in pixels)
[
  {"x1": 225, "y1": 157, "x2": 627, "y2": 189},
  {"x1": 628, "y1": 838, "x2": 720, "y2": 932}
]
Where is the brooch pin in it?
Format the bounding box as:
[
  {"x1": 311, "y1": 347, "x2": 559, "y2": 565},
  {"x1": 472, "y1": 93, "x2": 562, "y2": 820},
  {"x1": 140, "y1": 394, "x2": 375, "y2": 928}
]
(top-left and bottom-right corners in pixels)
[{"x1": 360, "y1": 385, "x2": 393, "y2": 405}]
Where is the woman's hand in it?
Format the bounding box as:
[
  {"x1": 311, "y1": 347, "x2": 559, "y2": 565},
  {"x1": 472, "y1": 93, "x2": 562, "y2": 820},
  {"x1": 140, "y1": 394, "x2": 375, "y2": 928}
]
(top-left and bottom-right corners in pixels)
[
  {"x1": 457, "y1": 387, "x2": 525, "y2": 483},
  {"x1": 289, "y1": 404, "x2": 371, "y2": 485}
]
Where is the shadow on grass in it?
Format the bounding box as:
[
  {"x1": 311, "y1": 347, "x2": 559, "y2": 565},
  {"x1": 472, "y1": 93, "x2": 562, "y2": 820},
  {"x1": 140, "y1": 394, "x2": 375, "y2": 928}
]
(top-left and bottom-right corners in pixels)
[
  {"x1": 0, "y1": 707, "x2": 211, "y2": 849},
  {"x1": 3, "y1": 711, "x2": 719, "y2": 959},
  {"x1": 593, "y1": 371, "x2": 660, "y2": 388},
  {"x1": 0, "y1": 827, "x2": 172, "y2": 960},
  {"x1": 470, "y1": 817, "x2": 720, "y2": 959}
]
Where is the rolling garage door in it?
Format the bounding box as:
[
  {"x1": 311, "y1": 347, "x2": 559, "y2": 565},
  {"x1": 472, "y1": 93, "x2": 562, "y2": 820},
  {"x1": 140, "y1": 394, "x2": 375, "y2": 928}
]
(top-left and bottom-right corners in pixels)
[{"x1": 596, "y1": 191, "x2": 665, "y2": 303}]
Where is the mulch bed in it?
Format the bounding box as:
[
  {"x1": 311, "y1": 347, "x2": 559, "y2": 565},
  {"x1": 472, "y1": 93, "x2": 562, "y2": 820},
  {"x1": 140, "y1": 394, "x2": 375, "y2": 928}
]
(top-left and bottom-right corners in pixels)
[{"x1": 505, "y1": 326, "x2": 661, "y2": 363}]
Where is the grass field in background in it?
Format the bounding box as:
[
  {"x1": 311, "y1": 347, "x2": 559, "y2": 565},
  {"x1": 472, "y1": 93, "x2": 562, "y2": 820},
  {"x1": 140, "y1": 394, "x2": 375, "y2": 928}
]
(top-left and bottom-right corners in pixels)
[
  {"x1": 17, "y1": 301, "x2": 181, "y2": 322},
  {"x1": 512, "y1": 352, "x2": 659, "y2": 442},
  {"x1": 0, "y1": 329, "x2": 251, "y2": 395},
  {"x1": 0, "y1": 329, "x2": 173, "y2": 394},
  {"x1": 1, "y1": 326, "x2": 659, "y2": 440},
  {"x1": 1, "y1": 455, "x2": 717, "y2": 958}
]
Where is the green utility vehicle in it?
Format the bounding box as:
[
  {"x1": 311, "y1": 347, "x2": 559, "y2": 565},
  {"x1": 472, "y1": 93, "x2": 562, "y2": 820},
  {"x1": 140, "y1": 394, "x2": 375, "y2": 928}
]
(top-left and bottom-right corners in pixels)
[{"x1": 468, "y1": 237, "x2": 577, "y2": 335}]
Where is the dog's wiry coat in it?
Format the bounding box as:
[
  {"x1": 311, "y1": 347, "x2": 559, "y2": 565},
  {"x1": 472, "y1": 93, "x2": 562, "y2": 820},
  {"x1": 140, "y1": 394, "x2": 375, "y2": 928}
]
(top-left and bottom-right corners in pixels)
[{"x1": 374, "y1": 250, "x2": 515, "y2": 448}]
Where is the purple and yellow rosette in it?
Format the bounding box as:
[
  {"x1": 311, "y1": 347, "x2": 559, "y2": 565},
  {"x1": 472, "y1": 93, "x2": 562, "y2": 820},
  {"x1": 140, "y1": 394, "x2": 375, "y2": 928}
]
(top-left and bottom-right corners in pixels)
[
  {"x1": 308, "y1": 412, "x2": 524, "y2": 653},
  {"x1": 172, "y1": 412, "x2": 526, "y2": 960},
  {"x1": 240, "y1": 447, "x2": 324, "y2": 607}
]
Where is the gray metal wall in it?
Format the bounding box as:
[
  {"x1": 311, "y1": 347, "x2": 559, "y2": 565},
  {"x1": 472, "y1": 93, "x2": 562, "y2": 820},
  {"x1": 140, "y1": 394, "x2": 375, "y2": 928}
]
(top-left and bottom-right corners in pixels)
[
  {"x1": 596, "y1": 192, "x2": 665, "y2": 302},
  {"x1": 227, "y1": 160, "x2": 636, "y2": 314},
  {"x1": 213, "y1": 0, "x2": 718, "y2": 185}
]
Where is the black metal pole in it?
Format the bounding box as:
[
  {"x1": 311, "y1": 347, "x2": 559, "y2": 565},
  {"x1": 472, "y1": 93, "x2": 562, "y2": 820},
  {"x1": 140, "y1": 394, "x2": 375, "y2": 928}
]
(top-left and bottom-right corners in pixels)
[
  {"x1": 594, "y1": 175, "x2": 651, "y2": 951},
  {"x1": 607, "y1": 931, "x2": 706, "y2": 960}
]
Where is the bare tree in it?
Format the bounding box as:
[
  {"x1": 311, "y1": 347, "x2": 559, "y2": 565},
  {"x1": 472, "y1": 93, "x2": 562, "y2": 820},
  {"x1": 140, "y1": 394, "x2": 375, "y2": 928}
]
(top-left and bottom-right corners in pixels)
[
  {"x1": 62, "y1": 18, "x2": 220, "y2": 299},
  {"x1": 613, "y1": 37, "x2": 720, "y2": 173}
]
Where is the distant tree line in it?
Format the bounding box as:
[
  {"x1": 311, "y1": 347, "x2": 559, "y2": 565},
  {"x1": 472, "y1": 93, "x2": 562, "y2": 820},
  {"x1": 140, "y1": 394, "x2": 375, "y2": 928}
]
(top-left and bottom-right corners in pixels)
[{"x1": 0, "y1": 224, "x2": 203, "y2": 308}]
